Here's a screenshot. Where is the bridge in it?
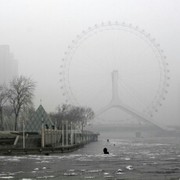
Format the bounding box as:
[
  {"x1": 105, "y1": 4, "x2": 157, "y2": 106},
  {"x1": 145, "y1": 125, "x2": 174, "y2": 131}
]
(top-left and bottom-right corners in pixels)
[{"x1": 95, "y1": 70, "x2": 169, "y2": 131}]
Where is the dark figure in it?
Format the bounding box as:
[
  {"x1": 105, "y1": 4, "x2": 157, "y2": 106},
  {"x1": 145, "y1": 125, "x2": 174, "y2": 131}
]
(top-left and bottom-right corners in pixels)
[
  {"x1": 107, "y1": 139, "x2": 109, "y2": 142},
  {"x1": 45, "y1": 124, "x2": 49, "y2": 129},
  {"x1": 103, "y1": 147, "x2": 109, "y2": 154}
]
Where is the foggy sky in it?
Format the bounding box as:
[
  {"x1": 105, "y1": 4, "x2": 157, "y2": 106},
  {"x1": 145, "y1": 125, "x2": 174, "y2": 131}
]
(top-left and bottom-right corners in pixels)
[{"x1": 0, "y1": 0, "x2": 180, "y2": 126}]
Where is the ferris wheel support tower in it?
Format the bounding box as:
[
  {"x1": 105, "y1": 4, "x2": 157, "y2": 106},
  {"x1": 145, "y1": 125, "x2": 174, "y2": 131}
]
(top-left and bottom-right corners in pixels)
[{"x1": 95, "y1": 70, "x2": 169, "y2": 130}]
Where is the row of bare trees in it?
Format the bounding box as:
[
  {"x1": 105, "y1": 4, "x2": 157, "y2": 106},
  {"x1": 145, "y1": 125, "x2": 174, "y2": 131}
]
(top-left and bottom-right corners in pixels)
[
  {"x1": 49, "y1": 104, "x2": 95, "y2": 132},
  {"x1": 0, "y1": 76, "x2": 94, "y2": 132},
  {"x1": 0, "y1": 76, "x2": 35, "y2": 131}
]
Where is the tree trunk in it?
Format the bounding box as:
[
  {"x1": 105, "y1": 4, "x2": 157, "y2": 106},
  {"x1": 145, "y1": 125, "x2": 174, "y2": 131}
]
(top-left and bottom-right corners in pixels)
[
  {"x1": 0, "y1": 107, "x2": 4, "y2": 131},
  {"x1": 81, "y1": 122, "x2": 84, "y2": 134},
  {"x1": 15, "y1": 114, "x2": 18, "y2": 131}
]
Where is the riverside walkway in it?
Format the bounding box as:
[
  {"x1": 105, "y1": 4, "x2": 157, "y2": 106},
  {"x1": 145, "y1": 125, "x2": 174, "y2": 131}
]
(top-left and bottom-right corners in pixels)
[{"x1": 0, "y1": 130, "x2": 99, "y2": 155}]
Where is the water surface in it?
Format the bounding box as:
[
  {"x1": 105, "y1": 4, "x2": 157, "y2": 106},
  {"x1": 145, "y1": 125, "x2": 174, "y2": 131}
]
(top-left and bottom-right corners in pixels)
[{"x1": 0, "y1": 137, "x2": 180, "y2": 179}]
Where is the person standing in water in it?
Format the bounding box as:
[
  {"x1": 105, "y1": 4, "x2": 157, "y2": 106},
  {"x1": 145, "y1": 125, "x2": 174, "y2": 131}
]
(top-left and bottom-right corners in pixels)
[{"x1": 103, "y1": 147, "x2": 109, "y2": 154}]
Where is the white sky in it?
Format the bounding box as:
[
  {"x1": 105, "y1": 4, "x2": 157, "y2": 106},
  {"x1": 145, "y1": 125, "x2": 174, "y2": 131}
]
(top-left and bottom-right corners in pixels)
[{"x1": 0, "y1": 0, "x2": 180, "y2": 126}]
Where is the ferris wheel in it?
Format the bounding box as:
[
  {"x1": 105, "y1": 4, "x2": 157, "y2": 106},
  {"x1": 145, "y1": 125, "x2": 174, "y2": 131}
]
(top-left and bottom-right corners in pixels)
[{"x1": 60, "y1": 22, "x2": 170, "y2": 121}]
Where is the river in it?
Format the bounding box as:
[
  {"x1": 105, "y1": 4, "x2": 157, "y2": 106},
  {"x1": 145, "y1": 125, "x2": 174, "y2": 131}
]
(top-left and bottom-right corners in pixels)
[{"x1": 0, "y1": 136, "x2": 180, "y2": 180}]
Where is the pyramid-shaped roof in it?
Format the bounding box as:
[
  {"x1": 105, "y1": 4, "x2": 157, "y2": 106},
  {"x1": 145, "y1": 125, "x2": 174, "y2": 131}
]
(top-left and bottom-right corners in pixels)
[{"x1": 25, "y1": 105, "x2": 54, "y2": 132}]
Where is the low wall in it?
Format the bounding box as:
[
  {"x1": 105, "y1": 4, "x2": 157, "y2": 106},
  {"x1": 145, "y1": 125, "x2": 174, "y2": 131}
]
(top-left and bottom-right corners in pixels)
[
  {"x1": 0, "y1": 130, "x2": 99, "y2": 155},
  {"x1": 0, "y1": 143, "x2": 85, "y2": 155}
]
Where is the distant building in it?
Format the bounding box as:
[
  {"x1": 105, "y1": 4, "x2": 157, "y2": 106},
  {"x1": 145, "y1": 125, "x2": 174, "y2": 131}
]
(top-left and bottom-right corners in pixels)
[{"x1": 0, "y1": 45, "x2": 18, "y2": 85}]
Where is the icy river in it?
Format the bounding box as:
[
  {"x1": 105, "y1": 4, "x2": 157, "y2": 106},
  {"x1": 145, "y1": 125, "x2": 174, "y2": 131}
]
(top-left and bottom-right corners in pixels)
[{"x1": 0, "y1": 136, "x2": 180, "y2": 180}]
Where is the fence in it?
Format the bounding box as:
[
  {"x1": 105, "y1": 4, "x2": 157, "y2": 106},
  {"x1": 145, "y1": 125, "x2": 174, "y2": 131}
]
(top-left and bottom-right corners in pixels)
[{"x1": 43, "y1": 128, "x2": 99, "y2": 148}]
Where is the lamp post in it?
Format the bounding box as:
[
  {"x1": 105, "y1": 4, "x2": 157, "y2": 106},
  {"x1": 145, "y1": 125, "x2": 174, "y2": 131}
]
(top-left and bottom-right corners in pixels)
[
  {"x1": 22, "y1": 119, "x2": 25, "y2": 149},
  {"x1": 41, "y1": 116, "x2": 45, "y2": 148}
]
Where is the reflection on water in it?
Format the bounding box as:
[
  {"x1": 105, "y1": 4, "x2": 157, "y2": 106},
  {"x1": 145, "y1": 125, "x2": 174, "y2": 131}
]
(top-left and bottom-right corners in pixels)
[{"x1": 0, "y1": 137, "x2": 180, "y2": 179}]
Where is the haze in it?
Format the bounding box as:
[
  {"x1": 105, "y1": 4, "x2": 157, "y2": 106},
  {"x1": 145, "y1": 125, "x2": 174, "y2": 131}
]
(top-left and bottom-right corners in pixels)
[{"x1": 0, "y1": 0, "x2": 180, "y2": 127}]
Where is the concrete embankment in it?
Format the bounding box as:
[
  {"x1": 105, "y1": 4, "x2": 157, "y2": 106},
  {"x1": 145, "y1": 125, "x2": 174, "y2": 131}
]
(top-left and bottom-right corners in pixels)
[
  {"x1": 0, "y1": 131, "x2": 99, "y2": 155},
  {"x1": 0, "y1": 143, "x2": 87, "y2": 155}
]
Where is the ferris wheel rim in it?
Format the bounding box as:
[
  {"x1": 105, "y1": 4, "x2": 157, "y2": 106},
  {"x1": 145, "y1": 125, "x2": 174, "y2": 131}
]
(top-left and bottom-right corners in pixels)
[{"x1": 60, "y1": 21, "x2": 170, "y2": 117}]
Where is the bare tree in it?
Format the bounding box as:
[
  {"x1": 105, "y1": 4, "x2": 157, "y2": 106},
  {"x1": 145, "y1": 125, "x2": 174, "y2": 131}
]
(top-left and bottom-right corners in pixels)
[
  {"x1": 78, "y1": 107, "x2": 94, "y2": 133},
  {"x1": 49, "y1": 104, "x2": 72, "y2": 129},
  {"x1": 2, "y1": 105, "x2": 14, "y2": 131},
  {"x1": 8, "y1": 76, "x2": 35, "y2": 131},
  {"x1": 50, "y1": 104, "x2": 94, "y2": 132},
  {"x1": 0, "y1": 85, "x2": 9, "y2": 130}
]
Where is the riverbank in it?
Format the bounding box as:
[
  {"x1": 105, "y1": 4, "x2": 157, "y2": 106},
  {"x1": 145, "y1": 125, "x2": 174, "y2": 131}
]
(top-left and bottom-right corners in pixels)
[
  {"x1": 0, "y1": 142, "x2": 89, "y2": 156},
  {"x1": 0, "y1": 131, "x2": 99, "y2": 155}
]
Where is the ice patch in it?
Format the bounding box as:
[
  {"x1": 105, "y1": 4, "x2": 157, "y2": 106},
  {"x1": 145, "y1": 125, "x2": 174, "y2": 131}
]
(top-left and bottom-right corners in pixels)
[
  {"x1": 77, "y1": 157, "x2": 91, "y2": 161},
  {"x1": 104, "y1": 175, "x2": 114, "y2": 178},
  {"x1": 126, "y1": 165, "x2": 133, "y2": 170},
  {"x1": 84, "y1": 176, "x2": 95, "y2": 179},
  {"x1": 43, "y1": 175, "x2": 54, "y2": 178},
  {"x1": 68, "y1": 169, "x2": 75, "y2": 172},
  {"x1": 7, "y1": 158, "x2": 20, "y2": 162},
  {"x1": 117, "y1": 168, "x2": 122, "y2": 172},
  {"x1": 58, "y1": 154, "x2": 81, "y2": 160},
  {"x1": 103, "y1": 172, "x2": 109, "y2": 175},
  {"x1": 87, "y1": 169, "x2": 102, "y2": 173},
  {"x1": 34, "y1": 168, "x2": 39, "y2": 171},
  {"x1": 36, "y1": 175, "x2": 54, "y2": 179},
  {"x1": 0, "y1": 176, "x2": 14, "y2": 179},
  {"x1": 64, "y1": 172, "x2": 78, "y2": 176},
  {"x1": 40, "y1": 161, "x2": 50, "y2": 163}
]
